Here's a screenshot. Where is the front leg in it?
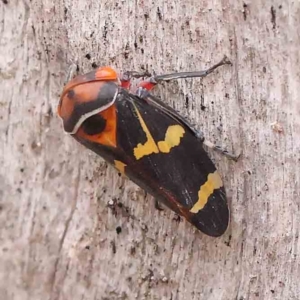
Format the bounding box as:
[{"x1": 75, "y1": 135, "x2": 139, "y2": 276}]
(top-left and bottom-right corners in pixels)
[
  {"x1": 121, "y1": 56, "x2": 231, "y2": 92},
  {"x1": 203, "y1": 140, "x2": 240, "y2": 161},
  {"x1": 136, "y1": 55, "x2": 231, "y2": 92}
]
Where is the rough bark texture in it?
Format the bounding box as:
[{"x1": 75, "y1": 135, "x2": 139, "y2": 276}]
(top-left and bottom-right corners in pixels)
[{"x1": 1, "y1": 0, "x2": 299, "y2": 299}]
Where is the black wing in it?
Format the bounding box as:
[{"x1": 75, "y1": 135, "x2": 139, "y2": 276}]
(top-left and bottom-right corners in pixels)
[{"x1": 77, "y1": 91, "x2": 229, "y2": 237}]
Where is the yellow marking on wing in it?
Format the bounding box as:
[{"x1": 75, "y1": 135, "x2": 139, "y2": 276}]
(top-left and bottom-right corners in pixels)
[
  {"x1": 157, "y1": 125, "x2": 185, "y2": 153},
  {"x1": 114, "y1": 160, "x2": 127, "y2": 174},
  {"x1": 190, "y1": 171, "x2": 223, "y2": 213},
  {"x1": 133, "y1": 106, "x2": 159, "y2": 160}
]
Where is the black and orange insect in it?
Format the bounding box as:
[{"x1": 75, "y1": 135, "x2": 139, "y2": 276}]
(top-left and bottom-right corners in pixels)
[{"x1": 58, "y1": 56, "x2": 237, "y2": 237}]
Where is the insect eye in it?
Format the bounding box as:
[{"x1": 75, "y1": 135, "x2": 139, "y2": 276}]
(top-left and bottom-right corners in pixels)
[
  {"x1": 67, "y1": 89, "x2": 76, "y2": 99},
  {"x1": 81, "y1": 114, "x2": 106, "y2": 135}
]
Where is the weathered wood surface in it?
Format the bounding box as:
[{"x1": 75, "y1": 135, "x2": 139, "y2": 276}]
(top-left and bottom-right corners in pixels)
[{"x1": 1, "y1": 0, "x2": 299, "y2": 299}]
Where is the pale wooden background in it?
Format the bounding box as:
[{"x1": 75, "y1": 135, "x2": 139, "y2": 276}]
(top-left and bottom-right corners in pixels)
[{"x1": 1, "y1": 0, "x2": 300, "y2": 299}]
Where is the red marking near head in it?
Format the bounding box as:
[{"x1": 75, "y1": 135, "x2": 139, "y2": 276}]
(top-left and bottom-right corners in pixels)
[{"x1": 139, "y1": 81, "x2": 156, "y2": 91}]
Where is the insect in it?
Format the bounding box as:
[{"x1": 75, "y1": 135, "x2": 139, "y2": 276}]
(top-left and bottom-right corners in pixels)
[{"x1": 58, "y1": 56, "x2": 237, "y2": 237}]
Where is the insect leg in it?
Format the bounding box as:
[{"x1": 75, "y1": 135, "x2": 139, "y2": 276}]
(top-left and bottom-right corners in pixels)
[
  {"x1": 154, "y1": 56, "x2": 231, "y2": 82},
  {"x1": 155, "y1": 200, "x2": 164, "y2": 211},
  {"x1": 203, "y1": 140, "x2": 240, "y2": 161},
  {"x1": 136, "y1": 55, "x2": 231, "y2": 91}
]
